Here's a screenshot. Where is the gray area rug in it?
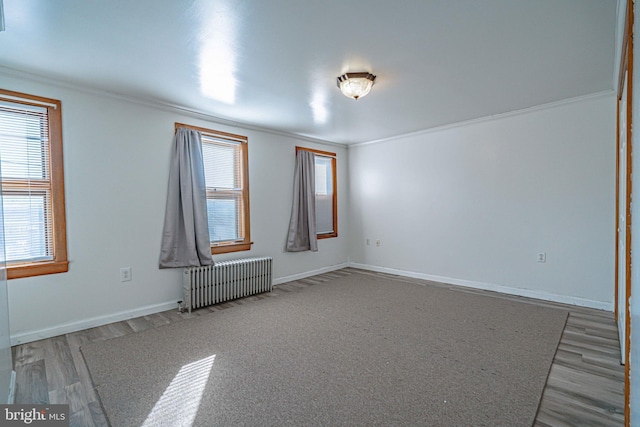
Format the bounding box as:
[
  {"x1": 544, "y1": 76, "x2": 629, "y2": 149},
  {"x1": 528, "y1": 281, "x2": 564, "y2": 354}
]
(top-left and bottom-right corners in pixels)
[{"x1": 82, "y1": 272, "x2": 568, "y2": 427}]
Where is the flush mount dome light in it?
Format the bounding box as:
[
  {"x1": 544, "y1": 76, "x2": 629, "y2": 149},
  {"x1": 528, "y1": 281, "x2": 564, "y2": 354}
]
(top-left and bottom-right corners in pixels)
[{"x1": 336, "y1": 72, "x2": 376, "y2": 100}]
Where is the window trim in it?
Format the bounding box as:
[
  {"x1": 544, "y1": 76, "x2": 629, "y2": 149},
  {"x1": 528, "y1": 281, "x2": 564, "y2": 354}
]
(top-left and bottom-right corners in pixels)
[
  {"x1": 0, "y1": 89, "x2": 68, "y2": 279},
  {"x1": 175, "y1": 123, "x2": 252, "y2": 254},
  {"x1": 296, "y1": 146, "x2": 338, "y2": 239}
]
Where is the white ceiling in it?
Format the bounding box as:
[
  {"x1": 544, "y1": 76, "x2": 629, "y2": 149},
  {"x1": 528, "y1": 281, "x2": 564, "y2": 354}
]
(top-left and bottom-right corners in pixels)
[{"x1": 0, "y1": 0, "x2": 618, "y2": 144}]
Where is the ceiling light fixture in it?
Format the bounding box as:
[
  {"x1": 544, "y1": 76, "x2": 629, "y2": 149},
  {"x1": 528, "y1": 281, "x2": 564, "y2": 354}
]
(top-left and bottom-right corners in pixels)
[{"x1": 336, "y1": 72, "x2": 376, "y2": 100}]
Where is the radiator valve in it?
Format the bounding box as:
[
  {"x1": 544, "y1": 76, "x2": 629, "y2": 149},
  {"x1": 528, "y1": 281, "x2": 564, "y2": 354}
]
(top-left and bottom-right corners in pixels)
[{"x1": 177, "y1": 300, "x2": 184, "y2": 313}]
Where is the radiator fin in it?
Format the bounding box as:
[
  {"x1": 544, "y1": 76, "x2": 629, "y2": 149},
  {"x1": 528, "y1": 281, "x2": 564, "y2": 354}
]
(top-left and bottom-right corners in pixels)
[{"x1": 183, "y1": 257, "x2": 273, "y2": 313}]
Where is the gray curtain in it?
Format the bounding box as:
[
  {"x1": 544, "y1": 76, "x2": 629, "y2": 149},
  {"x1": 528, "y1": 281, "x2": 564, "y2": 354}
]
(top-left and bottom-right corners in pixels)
[
  {"x1": 285, "y1": 150, "x2": 318, "y2": 252},
  {"x1": 159, "y1": 127, "x2": 214, "y2": 268}
]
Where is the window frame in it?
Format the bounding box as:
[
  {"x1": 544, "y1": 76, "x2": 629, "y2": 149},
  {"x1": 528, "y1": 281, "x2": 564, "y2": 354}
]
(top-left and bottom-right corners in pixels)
[
  {"x1": 296, "y1": 146, "x2": 338, "y2": 239},
  {"x1": 0, "y1": 89, "x2": 68, "y2": 279},
  {"x1": 175, "y1": 123, "x2": 252, "y2": 254}
]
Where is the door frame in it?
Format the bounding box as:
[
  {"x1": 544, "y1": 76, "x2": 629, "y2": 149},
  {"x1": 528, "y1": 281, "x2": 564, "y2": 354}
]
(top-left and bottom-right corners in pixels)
[{"x1": 614, "y1": 0, "x2": 633, "y2": 424}]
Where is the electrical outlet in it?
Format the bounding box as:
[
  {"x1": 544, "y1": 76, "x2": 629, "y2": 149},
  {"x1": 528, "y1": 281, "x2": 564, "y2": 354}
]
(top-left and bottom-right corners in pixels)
[
  {"x1": 376, "y1": 239, "x2": 381, "y2": 247},
  {"x1": 120, "y1": 266, "x2": 132, "y2": 282},
  {"x1": 537, "y1": 253, "x2": 546, "y2": 263}
]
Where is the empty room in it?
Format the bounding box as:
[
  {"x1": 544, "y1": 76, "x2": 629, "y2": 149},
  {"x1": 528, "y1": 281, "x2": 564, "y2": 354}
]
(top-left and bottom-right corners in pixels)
[{"x1": 0, "y1": 0, "x2": 638, "y2": 426}]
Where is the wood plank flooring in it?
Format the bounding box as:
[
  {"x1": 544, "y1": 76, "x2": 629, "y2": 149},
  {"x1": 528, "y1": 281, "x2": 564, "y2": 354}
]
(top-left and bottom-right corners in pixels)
[{"x1": 11, "y1": 268, "x2": 625, "y2": 426}]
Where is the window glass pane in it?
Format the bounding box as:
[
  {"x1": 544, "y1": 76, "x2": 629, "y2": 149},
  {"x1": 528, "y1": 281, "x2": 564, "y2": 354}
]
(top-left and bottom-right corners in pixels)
[
  {"x1": 0, "y1": 105, "x2": 48, "y2": 180},
  {"x1": 314, "y1": 155, "x2": 334, "y2": 234},
  {"x1": 202, "y1": 139, "x2": 239, "y2": 189},
  {"x1": 207, "y1": 198, "x2": 240, "y2": 243},
  {"x1": 316, "y1": 194, "x2": 333, "y2": 234},
  {"x1": 0, "y1": 188, "x2": 5, "y2": 265},
  {"x1": 315, "y1": 163, "x2": 328, "y2": 195},
  {"x1": 0, "y1": 98, "x2": 56, "y2": 266},
  {"x1": 202, "y1": 135, "x2": 245, "y2": 245},
  {"x1": 0, "y1": 91, "x2": 68, "y2": 277},
  {"x1": 181, "y1": 125, "x2": 249, "y2": 253},
  {"x1": 3, "y1": 194, "x2": 52, "y2": 263}
]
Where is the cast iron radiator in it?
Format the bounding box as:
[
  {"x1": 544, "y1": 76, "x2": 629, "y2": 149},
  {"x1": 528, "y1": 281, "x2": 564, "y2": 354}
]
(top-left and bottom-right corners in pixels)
[{"x1": 183, "y1": 257, "x2": 273, "y2": 313}]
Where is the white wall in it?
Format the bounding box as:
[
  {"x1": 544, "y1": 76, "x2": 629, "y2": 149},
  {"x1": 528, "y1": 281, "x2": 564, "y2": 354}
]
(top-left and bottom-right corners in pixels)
[
  {"x1": 0, "y1": 71, "x2": 618, "y2": 343},
  {"x1": 349, "y1": 94, "x2": 616, "y2": 309},
  {"x1": 0, "y1": 72, "x2": 349, "y2": 344}
]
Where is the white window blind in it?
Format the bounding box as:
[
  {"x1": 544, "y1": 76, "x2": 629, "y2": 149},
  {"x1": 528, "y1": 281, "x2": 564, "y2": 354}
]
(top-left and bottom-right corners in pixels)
[
  {"x1": 201, "y1": 135, "x2": 244, "y2": 244},
  {"x1": 0, "y1": 101, "x2": 54, "y2": 263}
]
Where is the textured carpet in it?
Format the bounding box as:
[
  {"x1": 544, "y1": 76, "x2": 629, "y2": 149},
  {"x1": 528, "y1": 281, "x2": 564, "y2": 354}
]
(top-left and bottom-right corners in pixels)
[{"x1": 82, "y1": 271, "x2": 567, "y2": 427}]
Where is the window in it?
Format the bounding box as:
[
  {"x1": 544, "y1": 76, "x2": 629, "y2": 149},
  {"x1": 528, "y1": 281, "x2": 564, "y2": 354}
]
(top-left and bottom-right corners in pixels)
[
  {"x1": 0, "y1": 89, "x2": 68, "y2": 279},
  {"x1": 176, "y1": 123, "x2": 251, "y2": 254},
  {"x1": 296, "y1": 147, "x2": 337, "y2": 239}
]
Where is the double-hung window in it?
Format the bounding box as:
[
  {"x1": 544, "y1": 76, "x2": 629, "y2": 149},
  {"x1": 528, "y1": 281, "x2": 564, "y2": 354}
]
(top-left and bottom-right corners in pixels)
[
  {"x1": 296, "y1": 147, "x2": 337, "y2": 239},
  {"x1": 176, "y1": 123, "x2": 251, "y2": 254},
  {"x1": 0, "y1": 89, "x2": 68, "y2": 279}
]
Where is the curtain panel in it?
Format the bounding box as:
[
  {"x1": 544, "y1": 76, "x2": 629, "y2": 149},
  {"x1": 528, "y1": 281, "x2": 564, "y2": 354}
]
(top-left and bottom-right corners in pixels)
[
  {"x1": 159, "y1": 127, "x2": 214, "y2": 268},
  {"x1": 285, "y1": 150, "x2": 318, "y2": 252}
]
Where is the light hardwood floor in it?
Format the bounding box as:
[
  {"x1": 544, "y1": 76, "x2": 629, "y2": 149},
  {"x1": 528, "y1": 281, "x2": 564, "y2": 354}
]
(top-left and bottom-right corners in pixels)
[{"x1": 12, "y1": 268, "x2": 625, "y2": 426}]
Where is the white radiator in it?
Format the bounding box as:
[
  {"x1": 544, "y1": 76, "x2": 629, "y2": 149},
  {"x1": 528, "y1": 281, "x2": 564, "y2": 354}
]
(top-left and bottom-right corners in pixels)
[{"x1": 183, "y1": 257, "x2": 273, "y2": 313}]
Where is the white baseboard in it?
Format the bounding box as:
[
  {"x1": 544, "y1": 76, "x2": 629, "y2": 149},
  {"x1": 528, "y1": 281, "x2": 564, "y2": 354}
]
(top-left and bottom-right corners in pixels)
[
  {"x1": 11, "y1": 264, "x2": 349, "y2": 345},
  {"x1": 273, "y1": 263, "x2": 349, "y2": 286},
  {"x1": 13, "y1": 261, "x2": 608, "y2": 345},
  {"x1": 10, "y1": 300, "x2": 179, "y2": 346},
  {"x1": 348, "y1": 262, "x2": 613, "y2": 311}
]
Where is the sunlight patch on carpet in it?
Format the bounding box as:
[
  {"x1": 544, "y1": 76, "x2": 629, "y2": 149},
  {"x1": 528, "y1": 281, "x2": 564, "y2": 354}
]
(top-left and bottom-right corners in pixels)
[{"x1": 141, "y1": 355, "x2": 216, "y2": 427}]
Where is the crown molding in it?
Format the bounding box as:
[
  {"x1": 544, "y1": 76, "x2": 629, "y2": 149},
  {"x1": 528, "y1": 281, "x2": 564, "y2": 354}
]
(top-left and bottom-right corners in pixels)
[
  {"x1": 0, "y1": 65, "x2": 345, "y2": 149},
  {"x1": 350, "y1": 90, "x2": 616, "y2": 148},
  {"x1": 0, "y1": 65, "x2": 614, "y2": 151}
]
